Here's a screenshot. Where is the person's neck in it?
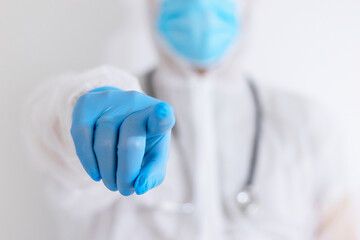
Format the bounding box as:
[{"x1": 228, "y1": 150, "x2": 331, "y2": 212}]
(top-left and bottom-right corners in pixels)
[
  {"x1": 195, "y1": 68, "x2": 207, "y2": 76},
  {"x1": 157, "y1": 54, "x2": 228, "y2": 81}
]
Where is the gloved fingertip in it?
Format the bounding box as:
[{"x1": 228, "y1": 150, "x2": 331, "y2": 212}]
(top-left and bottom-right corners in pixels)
[
  {"x1": 148, "y1": 102, "x2": 175, "y2": 135},
  {"x1": 119, "y1": 188, "x2": 135, "y2": 196},
  {"x1": 104, "y1": 183, "x2": 118, "y2": 192},
  {"x1": 134, "y1": 175, "x2": 148, "y2": 195},
  {"x1": 135, "y1": 176, "x2": 157, "y2": 195},
  {"x1": 90, "y1": 173, "x2": 102, "y2": 182},
  {"x1": 154, "y1": 102, "x2": 172, "y2": 119}
]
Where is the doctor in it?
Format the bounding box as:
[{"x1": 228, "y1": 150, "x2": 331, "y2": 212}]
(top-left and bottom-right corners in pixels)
[{"x1": 25, "y1": 0, "x2": 356, "y2": 239}]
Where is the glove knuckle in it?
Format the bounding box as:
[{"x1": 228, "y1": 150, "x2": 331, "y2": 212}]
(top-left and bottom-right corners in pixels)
[
  {"x1": 121, "y1": 136, "x2": 144, "y2": 151},
  {"x1": 97, "y1": 115, "x2": 116, "y2": 126},
  {"x1": 101, "y1": 90, "x2": 116, "y2": 100},
  {"x1": 125, "y1": 90, "x2": 142, "y2": 102},
  {"x1": 94, "y1": 138, "x2": 114, "y2": 152},
  {"x1": 71, "y1": 122, "x2": 92, "y2": 139},
  {"x1": 77, "y1": 92, "x2": 92, "y2": 103}
]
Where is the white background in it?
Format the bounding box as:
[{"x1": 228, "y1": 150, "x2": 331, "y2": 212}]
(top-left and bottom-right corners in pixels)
[{"x1": 0, "y1": 0, "x2": 359, "y2": 239}]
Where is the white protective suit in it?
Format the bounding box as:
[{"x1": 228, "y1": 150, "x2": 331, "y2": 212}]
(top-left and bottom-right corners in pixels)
[
  {"x1": 24, "y1": 1, "x2": 351, "y2": 239},
  {"x1": 25, "y1": 58, "x2": 349, "y2": 239}
]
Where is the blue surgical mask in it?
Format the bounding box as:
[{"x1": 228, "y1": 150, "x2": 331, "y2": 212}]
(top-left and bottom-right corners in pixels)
[{"x1": 157, "y1": 0, "x2": 241, "y2": 68}]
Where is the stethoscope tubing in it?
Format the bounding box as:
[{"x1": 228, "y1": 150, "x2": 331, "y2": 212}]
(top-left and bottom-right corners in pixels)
[{"x1": 246, "y1": 78, "x2": 263, "y2": 188}]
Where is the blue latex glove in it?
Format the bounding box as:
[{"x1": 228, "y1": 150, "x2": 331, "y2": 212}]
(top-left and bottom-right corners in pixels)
[{"x1": 71, "y1": 86, "x2": 175, "y2": 196}]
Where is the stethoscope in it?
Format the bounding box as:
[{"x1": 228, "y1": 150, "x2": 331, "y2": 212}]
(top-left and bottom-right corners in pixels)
[
  {"x1": 235, "y1": 78, "x2": 263, "y2": 216},
  {"x1": 144, "y1": 70, "x2": 263, "y2": 217}
]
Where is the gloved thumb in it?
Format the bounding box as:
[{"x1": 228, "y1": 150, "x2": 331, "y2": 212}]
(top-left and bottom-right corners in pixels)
[{"x1": 147, "y1": 102, "x2": 175, "y2": 136}]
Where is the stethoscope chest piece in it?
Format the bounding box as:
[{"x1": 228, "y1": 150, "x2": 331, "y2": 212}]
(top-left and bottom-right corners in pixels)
[{"x1": 236, "y1": 188, "x2": 259, "y2": 216}]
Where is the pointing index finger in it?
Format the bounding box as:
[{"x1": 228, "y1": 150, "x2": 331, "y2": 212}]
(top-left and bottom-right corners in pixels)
[{"x1": 147, "y1": 102, "x2": 175, "y2": 136}]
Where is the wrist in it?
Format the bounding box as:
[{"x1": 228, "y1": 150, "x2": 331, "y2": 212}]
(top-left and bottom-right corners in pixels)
[{"x1": 90, "y1": 86, "x2": 120, "y2": 93}]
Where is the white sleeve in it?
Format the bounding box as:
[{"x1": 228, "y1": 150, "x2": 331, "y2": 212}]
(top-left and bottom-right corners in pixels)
[
  {"x1": 23, "y1": 65, "x2": 143, "y2": 190},
  {"x1": 311, "y1": 105, "x2": 351, "y2": 217}
]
